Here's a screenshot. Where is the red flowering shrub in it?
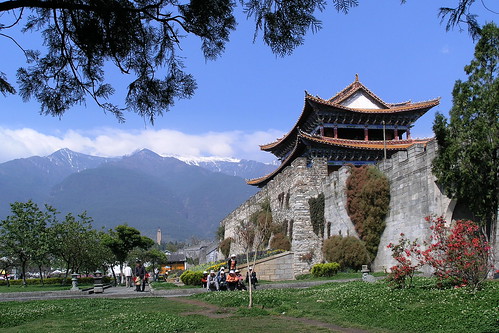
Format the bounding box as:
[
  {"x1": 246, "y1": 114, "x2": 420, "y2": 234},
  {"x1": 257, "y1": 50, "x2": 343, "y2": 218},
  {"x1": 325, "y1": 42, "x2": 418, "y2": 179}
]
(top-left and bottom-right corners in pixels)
[
  {"x1": 387, "y1": 233, "x2": 424, "y2": 288},
  {"x1": 387, "y1": 216, "x2": 491, "y2": 290},
  {"x1": 423, "y1": 216, "x2": 491, "y2": 290}
]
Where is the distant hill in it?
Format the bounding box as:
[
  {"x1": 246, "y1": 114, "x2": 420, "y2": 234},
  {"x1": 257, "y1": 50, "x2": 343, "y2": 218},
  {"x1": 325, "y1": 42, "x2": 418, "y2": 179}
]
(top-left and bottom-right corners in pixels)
[
  {"x1": 0, "y1": 149, "x2": 269, "y2": 240},
  {"x1": 0, "y1": 149, "x2": 115, "y2": 218}
]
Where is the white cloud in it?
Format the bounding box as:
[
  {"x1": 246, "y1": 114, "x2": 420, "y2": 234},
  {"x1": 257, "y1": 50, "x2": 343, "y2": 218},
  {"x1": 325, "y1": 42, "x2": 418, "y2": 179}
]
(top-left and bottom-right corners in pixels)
[{"x1": 0, "y1": 127, "x2": 284, "y2": 164}]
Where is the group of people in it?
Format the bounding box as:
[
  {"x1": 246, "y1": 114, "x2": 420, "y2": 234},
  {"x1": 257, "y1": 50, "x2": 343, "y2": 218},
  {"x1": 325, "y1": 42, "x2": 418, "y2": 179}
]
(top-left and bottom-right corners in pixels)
[
  {"x1": 202, "y1": 254, "x2": 258, "y2": 292},
  {"x1": 123, "y1": 260, "x2": 148, "y2": 292}
]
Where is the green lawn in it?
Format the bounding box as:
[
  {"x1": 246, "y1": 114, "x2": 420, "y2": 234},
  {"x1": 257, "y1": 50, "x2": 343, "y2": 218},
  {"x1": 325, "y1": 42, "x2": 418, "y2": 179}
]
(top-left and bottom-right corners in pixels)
[
  {"x1": 194, "y1": 278, "x2": 499, "y2": 333},
  {"x1": 1, "y1": 278, "x2": 497, "y2": 333},
  {"x1": 0, "y1": 298, "x2": 329, "y2": 333}
]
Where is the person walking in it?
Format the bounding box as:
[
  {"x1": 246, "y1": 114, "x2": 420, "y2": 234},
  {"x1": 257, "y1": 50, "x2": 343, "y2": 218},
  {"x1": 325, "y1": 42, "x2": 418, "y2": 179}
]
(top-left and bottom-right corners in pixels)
[
  {"x1": 124, "y1": 264, "x2": 133, "y2": 288},
  {"x1": 134, "y1": 260, "x2": 147, "y2": 292}
]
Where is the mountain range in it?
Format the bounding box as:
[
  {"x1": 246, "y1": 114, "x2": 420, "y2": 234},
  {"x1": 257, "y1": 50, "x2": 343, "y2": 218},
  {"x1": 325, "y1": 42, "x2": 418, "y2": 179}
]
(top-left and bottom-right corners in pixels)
[{"x1": 0, "y1": 149, "x2": 274, "y2": 240}]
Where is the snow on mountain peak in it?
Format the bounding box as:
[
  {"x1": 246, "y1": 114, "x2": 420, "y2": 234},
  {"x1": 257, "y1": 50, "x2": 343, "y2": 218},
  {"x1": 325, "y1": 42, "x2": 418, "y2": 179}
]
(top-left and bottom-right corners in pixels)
[{"x1": 167, "y1": 155, "x2": 241, "y2": 165}]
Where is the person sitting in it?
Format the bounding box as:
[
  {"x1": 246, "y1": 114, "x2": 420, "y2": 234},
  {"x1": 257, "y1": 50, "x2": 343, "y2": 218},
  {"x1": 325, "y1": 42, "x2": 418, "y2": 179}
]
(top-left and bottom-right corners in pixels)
[
  {"x1": 201, "y1": 271, "x2": 208, "y2": 288},
  {"x1": 245, "y1": 267, "x2": 258, "y2": 290},
  {"x1": 216, "y1": 267, "x2": 225, "y2": 279},
  {"x1": 218, "y1": 270, "x2": 227, "y2": 291},
  {"x1": 235, "y1": 269, "x2": 246, "y2": 290},
  {"x1": 226, "y1": 270, "x2": 238, "y2": 291},
  {"x1": 227, "y1": 254, "x2": 237, "y2": 271},
  {"x1": 207, "y1": 270, "x2": 219, "y2": 291}
]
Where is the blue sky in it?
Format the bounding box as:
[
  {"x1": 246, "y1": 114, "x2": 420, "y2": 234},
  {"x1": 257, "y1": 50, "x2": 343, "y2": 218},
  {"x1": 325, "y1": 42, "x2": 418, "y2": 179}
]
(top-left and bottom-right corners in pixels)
[{"x1": 0, "y1": 1, "x2": 497, "y2": 163}]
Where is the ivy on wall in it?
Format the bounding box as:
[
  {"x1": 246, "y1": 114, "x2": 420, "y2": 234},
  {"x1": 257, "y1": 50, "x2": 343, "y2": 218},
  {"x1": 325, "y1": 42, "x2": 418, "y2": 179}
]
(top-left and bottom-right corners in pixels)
[
  {"x1": 346, "y1": 165, "x2": 390, "y2": 260},
  {"x1": 219, "y1": 237, "x2": 232, "y2": 258},
  {"x1": 249, "y1": 199, "x2": 273, "y2": 247},
  {"x1": 309, "y1": 193, "x2": 325, "y2": 237}
]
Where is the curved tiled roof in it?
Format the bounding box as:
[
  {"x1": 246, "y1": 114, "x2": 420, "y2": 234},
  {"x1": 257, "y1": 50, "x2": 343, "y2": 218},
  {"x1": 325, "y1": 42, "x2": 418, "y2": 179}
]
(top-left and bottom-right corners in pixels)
[
  {"x1": 328, "y1": 74, "x2": 390, "y2": 108},
  {"x1": 259, "y1": 77, "x2": 439, "y2": 152},
  {"x1": 247, "y1": 138, "x2": 302, "y2": 186},
  {"x1": 307, "y1": 94, "x2": 440, "y2": 114},
  {"x1": 248, "y1": 131, "x2": 432, "y2": 186},
  {"x1": 299, "y1": 131, "x2": 431, "y2": 150}
]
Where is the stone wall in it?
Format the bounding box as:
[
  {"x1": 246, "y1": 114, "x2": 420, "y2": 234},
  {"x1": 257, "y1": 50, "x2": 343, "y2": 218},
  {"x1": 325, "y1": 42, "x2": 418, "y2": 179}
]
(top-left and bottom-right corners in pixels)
[
  {"x1": 223, "y1": 157, "x2": 328, "y2": 276},
  {"x1": 237, "y1": 251, "x2": 295, "y2": 281},
  {"x1": 373, "y1": 140, "x2": 452, "y2": 271},
  {"x1": 222, "y1": 140, "x2": 498, "y2": 277}
]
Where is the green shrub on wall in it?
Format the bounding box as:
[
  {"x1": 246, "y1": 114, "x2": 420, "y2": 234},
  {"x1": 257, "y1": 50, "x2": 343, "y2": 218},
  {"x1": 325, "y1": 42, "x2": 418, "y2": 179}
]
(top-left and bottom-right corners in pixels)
[
  {"x1": 250, "y1": 199, "x2": 273, "y2": 247},
  {"x1": 346, "y1": 165, "x2": 390, "y2": 260},
  {"x1": 309, "y1": 193, "x2": 325, "y2": 237},
  {"x1": 269, "y1": 233, "x2": 291, "y2": 251},
  {"x1": 219, "y1": 237, "x2": 232, "y2": 258},
  {"x1": 311, "y1": 262, "x2": 340, "y2": 277},
  {"x1": 322, "y1": 235, "x2": 371, "y2": 271}
]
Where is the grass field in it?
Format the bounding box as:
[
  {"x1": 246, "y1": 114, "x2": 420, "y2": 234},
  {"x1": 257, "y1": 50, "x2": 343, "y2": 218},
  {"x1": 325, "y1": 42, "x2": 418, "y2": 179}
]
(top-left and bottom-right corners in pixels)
[
  {"x1": 0, "y1": 278, "x2": 497, "y2": 332},
  {"x1": 194, "y1": 278, "x2": 499, "y2": 333},
  {"x1": 0, "y1": 297, "x2": 330, "y2": 333}
]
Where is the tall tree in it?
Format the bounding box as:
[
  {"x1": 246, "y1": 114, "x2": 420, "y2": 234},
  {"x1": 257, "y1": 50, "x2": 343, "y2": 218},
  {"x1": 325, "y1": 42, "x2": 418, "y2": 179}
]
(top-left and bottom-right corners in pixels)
[
  {"x1": 0, "y1": 201, "x2": 53, "y2": 286},
  {"x1": 50, "y1": 211, "x2": 97, "y2": 280},
  {"x1": 432, "y1": 23, "x2": 498, "y2": 240},
  {"x1": 0, "y1": 1, "x2": 486, "y2": 122},
  {"x1": 236, "y1": 198, "x2": 272, "y2": 308},
  {"x1": 102, "y1": 224, "x2": 154, "y2": 284}
]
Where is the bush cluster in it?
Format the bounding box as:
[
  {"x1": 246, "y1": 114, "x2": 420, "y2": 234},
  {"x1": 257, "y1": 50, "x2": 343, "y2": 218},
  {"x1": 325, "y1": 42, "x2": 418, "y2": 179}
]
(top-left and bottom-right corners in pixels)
[
  {"x1": 269, "y1": 233, "x2": 291, "y2": 251},
  {"x1": 310, "y1": 262, "x2": 340, "y2": 277},
  {"x1": 387, "y1": 217, "x2": 491, "y2": 290},
  {"x1": 346, "y1": 165, "x2": 390, "y2": 259},
  {"x1": 219, "y1": 237, "x2": 232, "y2": 258},
  {"x1": 322, "y1": 235, "x2": 370, "y2": 271},
  {"x1": 179, "y1": 270, "x2": 203, "y2": 286},
  {"x1": 309, "y1": 193, "x2": 325, "y2": 237},
  {"x1": 0, "y1": 276, "x2": 111, "y2": 286}
]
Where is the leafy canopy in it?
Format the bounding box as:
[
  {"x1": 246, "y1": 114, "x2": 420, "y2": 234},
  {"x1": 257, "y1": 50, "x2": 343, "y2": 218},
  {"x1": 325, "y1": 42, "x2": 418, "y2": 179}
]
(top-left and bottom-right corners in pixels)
[
  {"x1": 432, "y1": 22, "x2": 498, "y2": 238},
  {"x1": 102, "y1": 224, "x2": 154, "y2": 266},
  {"x1": 0, "y1": 1, "x2": 486, "y2": 122},
  {"x1": 0, "y1": 201, "x2": 55, "y2": 286}
]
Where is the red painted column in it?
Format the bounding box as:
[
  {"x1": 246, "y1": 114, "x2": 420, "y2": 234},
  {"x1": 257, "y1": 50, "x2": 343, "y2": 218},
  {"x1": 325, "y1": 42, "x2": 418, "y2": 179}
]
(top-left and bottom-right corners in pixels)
[
  {"x1": 364, "y1": 127, "x2": 369, "y2": 141},
  {"x1": 406, "y1": 128, "x2": 411, "y2": 140},
  {"x1": 394, "y1": 127, "x2": 399, "y2": 140},
  {"x1": 334, "y1": 126, "x2": 338, "y2": 139},
  {"x1": 320, "y1": 124, "x2": 324, "y2": 136}
]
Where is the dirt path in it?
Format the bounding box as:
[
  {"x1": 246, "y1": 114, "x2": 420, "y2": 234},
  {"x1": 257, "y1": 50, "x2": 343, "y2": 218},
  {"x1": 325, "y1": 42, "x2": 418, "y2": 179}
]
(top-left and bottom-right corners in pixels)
[
  {"x1": 170, "y1": 297, "x2": 372, "y2": 333},
  {"x1": 172, "y1": 297, "x2": 235, "y2": 318}
]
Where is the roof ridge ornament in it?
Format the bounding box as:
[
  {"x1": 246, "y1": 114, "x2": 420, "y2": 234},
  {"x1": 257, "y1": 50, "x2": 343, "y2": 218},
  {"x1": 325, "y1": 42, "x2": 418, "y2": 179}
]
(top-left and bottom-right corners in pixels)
[{"x1": 355, "y1": 73, "x2": 359, "y2": 82}]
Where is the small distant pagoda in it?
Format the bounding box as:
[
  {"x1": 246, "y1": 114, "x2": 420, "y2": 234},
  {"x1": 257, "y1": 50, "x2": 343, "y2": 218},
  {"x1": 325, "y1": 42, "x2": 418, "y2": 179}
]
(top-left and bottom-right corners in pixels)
[{"x1": 248, "y1": 75, "x2": 440, "y2": 187}]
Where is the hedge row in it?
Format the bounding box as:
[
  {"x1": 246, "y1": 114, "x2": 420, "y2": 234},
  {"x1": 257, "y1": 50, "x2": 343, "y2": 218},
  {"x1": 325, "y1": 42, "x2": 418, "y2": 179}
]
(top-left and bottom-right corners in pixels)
[
  {"x1": 0, "y1": 276, "x2": 111, "y2": 286},
  {"x1": 310, "y1": 262, "x2": 340, "y2": 277},
  {"x1": 180, "y1": 271, "x2": 203, "y2": 286}
]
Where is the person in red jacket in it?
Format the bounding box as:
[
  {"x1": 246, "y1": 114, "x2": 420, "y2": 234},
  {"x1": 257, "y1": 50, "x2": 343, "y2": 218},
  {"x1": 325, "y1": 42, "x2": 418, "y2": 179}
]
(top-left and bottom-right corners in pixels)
[
  {"x1": 201, "y1": 271, "x2": 208, "y2": 288},
  {"x1": 226, "y1": 270, "x2": 238, "y2": 291},
  {"x1": 227, "y1": 254, "x2": 237, "y2": 271}
]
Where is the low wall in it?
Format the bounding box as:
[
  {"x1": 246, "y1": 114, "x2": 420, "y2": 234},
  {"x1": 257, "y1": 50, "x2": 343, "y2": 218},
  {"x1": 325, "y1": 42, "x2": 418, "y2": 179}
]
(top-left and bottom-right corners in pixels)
[{"x1": 237, "y1": 251, "x2": 295, "y2": 281}]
